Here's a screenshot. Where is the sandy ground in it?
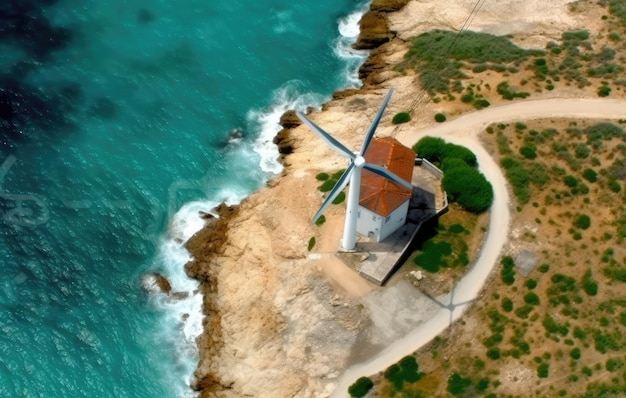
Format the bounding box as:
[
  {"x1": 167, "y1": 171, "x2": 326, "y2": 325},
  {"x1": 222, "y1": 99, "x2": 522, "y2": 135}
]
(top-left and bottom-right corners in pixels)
[{"x1": 330, "y1": 98, "x2": 626, "y2": 396}]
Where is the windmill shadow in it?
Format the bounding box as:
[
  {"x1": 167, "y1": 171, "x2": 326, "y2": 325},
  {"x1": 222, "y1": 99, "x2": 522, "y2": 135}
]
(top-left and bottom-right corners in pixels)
[{"x1": 420, "y1": 283, "x2": 475, "y2": 331}]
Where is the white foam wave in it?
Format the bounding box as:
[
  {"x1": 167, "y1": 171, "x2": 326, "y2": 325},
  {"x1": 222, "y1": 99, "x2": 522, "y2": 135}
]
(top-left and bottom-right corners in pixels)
[
  {"x1": 334, "y1": 2, "x2": 370, "y2": 88},
  {"x1": 150, "y1": 3, "x2": 370, "y2": 396},
  {"x1": 247, "y1": 82, "x2": 327, "y2": 175}
]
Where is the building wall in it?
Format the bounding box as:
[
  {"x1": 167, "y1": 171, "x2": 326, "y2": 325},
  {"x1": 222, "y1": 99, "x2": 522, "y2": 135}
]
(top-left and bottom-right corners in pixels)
[{"x1": 356, "y1": 200, "x2": 409, "y2": 242}]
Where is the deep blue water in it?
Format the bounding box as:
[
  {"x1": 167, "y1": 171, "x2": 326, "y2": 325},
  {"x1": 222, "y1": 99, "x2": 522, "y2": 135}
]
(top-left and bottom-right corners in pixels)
[{"x1": 0, "y1": 0, "x2": 368, "y2": 396}]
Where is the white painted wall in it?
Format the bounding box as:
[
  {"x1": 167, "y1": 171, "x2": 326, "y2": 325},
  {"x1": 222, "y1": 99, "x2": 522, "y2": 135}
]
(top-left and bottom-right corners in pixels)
[{"x1": 356, "y1": 200, "x2": 409, "y2": 242}]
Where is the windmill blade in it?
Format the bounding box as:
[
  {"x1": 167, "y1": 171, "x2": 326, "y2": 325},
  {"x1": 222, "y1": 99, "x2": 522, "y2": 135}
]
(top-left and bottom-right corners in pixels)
[
  {"x1": 359, "y1": 88, "x2": 394, "y2": 156},
  {"x1": 311, "y1": 163, "x2": 354, "y2": 223},
  {"x1": 296, "y1": 111, "x2": 354, "y2": 159},
  {"x1": 363, "y1": 163, "x2": 413, "y2": 190}
]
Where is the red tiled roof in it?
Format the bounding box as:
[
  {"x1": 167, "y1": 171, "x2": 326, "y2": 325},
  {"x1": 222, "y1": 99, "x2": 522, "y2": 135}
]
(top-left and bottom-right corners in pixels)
[{"x1": 360, "y1": 137, "x2": 415, "y2": 216}]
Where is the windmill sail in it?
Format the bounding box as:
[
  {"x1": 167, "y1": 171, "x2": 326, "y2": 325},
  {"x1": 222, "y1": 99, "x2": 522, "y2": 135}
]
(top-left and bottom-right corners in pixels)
[{"x1": 296, "y1": 88, "x2": 413, "y2": 250}]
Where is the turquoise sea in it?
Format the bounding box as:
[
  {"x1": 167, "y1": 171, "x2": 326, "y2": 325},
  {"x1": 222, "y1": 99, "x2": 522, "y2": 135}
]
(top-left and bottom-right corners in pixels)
[{"x1": 0, "y1": 0, "x2": 368, "y2": 396}]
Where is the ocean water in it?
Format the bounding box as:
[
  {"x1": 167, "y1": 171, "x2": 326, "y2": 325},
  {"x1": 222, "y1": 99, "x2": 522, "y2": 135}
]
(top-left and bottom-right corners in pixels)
[{"x1": 0, "y1": 0, "x2": 368, "y2": 397}]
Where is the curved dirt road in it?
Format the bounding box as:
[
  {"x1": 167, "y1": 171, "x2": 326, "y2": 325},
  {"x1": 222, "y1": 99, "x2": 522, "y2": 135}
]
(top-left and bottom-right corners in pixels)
[{"x1": 332, "y1": 97, "x2": 626, "y2": 397}]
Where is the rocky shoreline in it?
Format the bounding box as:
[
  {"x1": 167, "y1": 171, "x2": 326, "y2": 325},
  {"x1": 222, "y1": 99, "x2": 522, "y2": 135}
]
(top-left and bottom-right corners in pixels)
[
  {"x1": 182, "y1": 1, "x2": 410, "y2": 396},
  {"x1": 180, "y1": 0, "x2": 586, "y2": 395}
]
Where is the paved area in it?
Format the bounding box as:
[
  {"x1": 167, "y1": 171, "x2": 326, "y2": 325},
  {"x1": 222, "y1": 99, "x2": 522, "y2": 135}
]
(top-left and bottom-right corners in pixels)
[{"x1": 337, "y1": 161, "x2": 447, "y2": 285}]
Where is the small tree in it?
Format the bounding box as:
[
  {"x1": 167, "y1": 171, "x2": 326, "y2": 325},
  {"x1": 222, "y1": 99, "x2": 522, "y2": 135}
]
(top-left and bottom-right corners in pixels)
[
  {"x1": 435, "y1": 113, "x2": 447, "y2": 122},
  {"x1": 392, "y1": 112, "x2": 411, "y2": 124},
  {"x1": 348, "y1": 377, "x2": 374, "y2": 398},
  {"x1": 574, "y1": 214, "x2": 591, "y2": 230}
]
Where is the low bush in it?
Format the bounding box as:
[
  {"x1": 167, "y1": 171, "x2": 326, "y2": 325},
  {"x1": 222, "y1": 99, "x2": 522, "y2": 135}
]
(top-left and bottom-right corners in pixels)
[
  {"x1": 307, "y1": 237, "x2": 316, "y2": 251},
  {"x1": 447, "y1": 372, "x2": 472, "y2": 396},
  {"x1": 537, "y1": 363, "x2": 549, "y2": 378},
  {"x1": 574, "y1": 214, "x2": 591, "y2": 230},
  {"x1": 315, "y1": 215, "x2": 326, "y2": 226},
  {"x1": 348, "y1": 377, "x2": 374, "y2": 397},
  {"x1": 392, "y1": 112, "x2": 411, "y2": 124},
  {"x1": 332, "y1": 191, "x2": 346, "y2": 205},
  {"x1": 582, "y1": 168, "x2": 597, "y2": 182},
  {"x1": 501, "y1": 256, "x2": 516, "y2": 285},
  {"x1": 582, "y1": 269, "x2": 598, "y2": 296},
  {"x1": 435, "y1": 113, "x2": 447, "y2": 122}
]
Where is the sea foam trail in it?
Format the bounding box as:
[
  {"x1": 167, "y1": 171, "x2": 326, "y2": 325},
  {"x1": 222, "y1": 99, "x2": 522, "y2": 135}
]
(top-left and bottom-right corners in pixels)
[{"x1": 335, "y1": 3, "x2": 370, "y2": 87}]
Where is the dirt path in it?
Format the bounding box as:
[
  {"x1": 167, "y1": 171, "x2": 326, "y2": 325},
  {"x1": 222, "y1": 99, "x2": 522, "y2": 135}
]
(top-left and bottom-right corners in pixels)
[{"x1": 331, "y1": 97, "x2": 626, "y2": 397}]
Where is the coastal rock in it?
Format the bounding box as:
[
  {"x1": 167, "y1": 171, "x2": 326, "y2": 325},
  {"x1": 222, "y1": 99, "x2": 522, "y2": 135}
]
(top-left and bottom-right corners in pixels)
[
  {"x1": 272, "y1": 129, "x2": 295, "y2": 155},
  {"x1": 370, "y1": 0, "x2": 411, "y2": 13},
  {"x1": 353, "y1": 11, "x2": 393, "y2": 50},
  {"x1": 141, "y1": 272, "x2": 172, "y2": 295},
  {"x1": 279, "y1": 110, "x2": 301, "y2": 129}
]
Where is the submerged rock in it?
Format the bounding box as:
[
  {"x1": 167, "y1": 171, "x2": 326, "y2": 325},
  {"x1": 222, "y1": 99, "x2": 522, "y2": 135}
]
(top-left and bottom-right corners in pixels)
[{"x1": 141, "y1": 272, "x2": 172, "y2": 295}]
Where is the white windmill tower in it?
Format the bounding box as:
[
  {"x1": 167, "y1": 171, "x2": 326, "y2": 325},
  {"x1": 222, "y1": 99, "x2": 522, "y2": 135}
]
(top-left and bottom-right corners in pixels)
[{"x1": 296, "y1": 88, "x2": 413, "y2": 251}]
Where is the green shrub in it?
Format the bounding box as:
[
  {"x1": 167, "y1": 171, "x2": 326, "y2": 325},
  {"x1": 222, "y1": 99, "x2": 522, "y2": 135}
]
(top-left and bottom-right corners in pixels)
[
  {"x1": 582, "y1": 270, "x2": 598, "y2": 296},
  {"x1": 392, "y1": 112, "x2": 411, "y2": 124},
  {"x1": 525, "y1": 279, "x2": 537, "y2": 290},
  {"x1": 563, "y1": 175, "x2": 578, "y2": 188},
  {"x1": 570, "y1": 347, "x2": 581, "y2": 360},
  {"x1": 574, "y1": 214, "x2": 591, "y2": 230},
  {"x1": 497, "y1": 81, "x2": 530, "y2": 100},
  {"x1": 461, "y1": 93, "x2": 474, "y2": 103},
  {"x1": 384, "y1": 356, "x2": 423, "y2": 389},
  {"x1": 524, "y1": 292, "x2": 540, "y2": 305},
  {"x1": 315, "y1": 172, "x2": 329, "y2": 181},
  {"x1": 539, "y1": 263, "x2": 550, "y2": 273},
  {"x1": 307, "y1": 237, "x2": 316, "y2": 251},
  {"x1": 473, "y1": 99, "x2": 491, "y2": 109},
  {"x1": 348, "y1": 377, "x2": 374, "y2": 398},
  {"x1": 537, "y1": 363, "x2": 549, "y2": 378},
  {"x1": 543, "y1": 314, "x2": 569, "y2": 336},
  {"x1": 476, "y1": 378, "x2": 490, "y2": 392},
  {"x1": 447, "y1": 372, "x2": 472, "y2": 396},
  {"x1": 501, "y1": 256, "x2": 516, "y2": 285},
  {"x1": 502, "y1": 297, "x2": 514, "y2": 312},
  {"x1": 315, "y1": 215, "x2": 326, "y2": 226},
  {"x1": 332, "y1": 191, "x2": 346, "y2": 205},
  {"x1": 574, "y1": 144, "x2": 590, "y2": 159},
  {"x1": 413, "y1": 240, "x2": 453, "y2": 273},
  {"x1": 413, "y1": 136, "x2": 445, "y2": 163},
  {"x1": 487, "y1": 347, "x2": 501, "y2": 360},
  {"x1": 318, "y1": 179, "x2": 336, "y2": 192},
  {"x1": 515, "y1": 304, "x2": 534, "y2": 319},
  {"x1": 609, "y1": 179, "x2": 621, "y2": 193},
  {"x1": 520, "y1": 146, "x2": 537, "y2": 159},
  {"x1": 442, "y1": 166, "x2": 493, "y2": 213},
  {"x1": 434, "y1": 113, "x2": 447, "y2": 122},
  {"x1": 598, "y1": 85, "x2": 612, "y2": 97},
  {"x1": 582, "y1": 168, "x2": 597, "y2": 182}
]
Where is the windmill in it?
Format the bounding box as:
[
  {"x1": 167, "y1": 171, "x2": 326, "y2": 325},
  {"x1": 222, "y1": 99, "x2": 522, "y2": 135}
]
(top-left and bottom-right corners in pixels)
[{"x1": 296, "y1": 88, "x2": 413, "y2": 251}]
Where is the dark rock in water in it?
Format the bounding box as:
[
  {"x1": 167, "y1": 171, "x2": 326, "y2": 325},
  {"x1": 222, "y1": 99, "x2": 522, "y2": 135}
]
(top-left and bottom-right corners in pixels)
[
  {"x1": 272, "y1": 129, "x2": 294, "y2": 155},
  {"x1": 171, "y1": 291, "x2": 189, "y2": 300},
  {"x1": 90, "y1": 97, "x2": 116, "y2": 119},
  {"x1": 198, "y1": 210, "x2": 216, "y2": 220},
  {"x1": 141, "y1": 272, "x2": 172, "y2": 295},
  {"x1": 137, "y1": 9, "x2": 154, "y2": 24}
]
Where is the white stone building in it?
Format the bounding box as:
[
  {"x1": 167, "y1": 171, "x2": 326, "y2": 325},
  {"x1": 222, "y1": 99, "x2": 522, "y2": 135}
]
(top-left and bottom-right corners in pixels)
[{"x1": 356, "y1": 137, "x2": 415, "y2": 242}]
